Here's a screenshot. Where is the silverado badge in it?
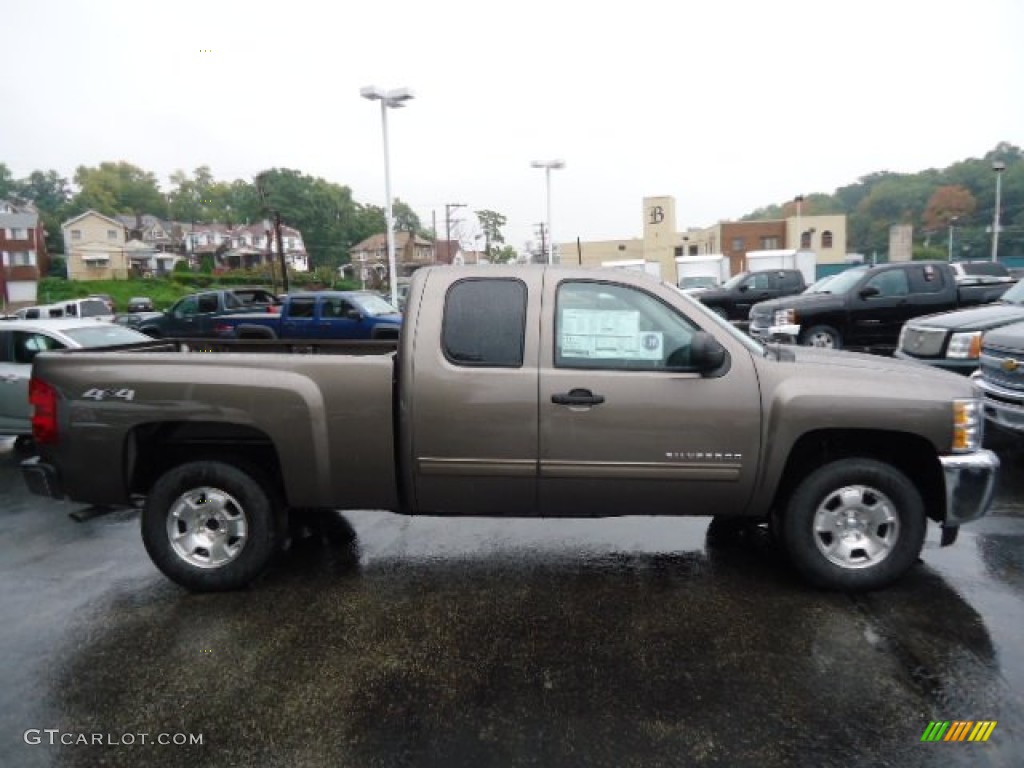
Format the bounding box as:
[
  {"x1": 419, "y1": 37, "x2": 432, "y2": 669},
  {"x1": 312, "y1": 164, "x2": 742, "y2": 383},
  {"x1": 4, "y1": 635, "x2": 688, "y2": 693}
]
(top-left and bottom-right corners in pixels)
[{"x1": 1002, "y1": 359, "x2": 1020, "y2": 373}]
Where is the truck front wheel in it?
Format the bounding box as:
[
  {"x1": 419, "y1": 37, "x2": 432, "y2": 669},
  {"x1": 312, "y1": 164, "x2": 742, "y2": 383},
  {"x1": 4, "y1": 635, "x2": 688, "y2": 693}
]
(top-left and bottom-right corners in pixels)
[
  {"x1": 800, "y1": 325, "x2": 841, "y2": 349},
  {"x1": 141, "y1": 461, "x2": 280, "y2": 592},
  {"x1": 780, "y1": 458, "x2": 926, "y2": 590}
]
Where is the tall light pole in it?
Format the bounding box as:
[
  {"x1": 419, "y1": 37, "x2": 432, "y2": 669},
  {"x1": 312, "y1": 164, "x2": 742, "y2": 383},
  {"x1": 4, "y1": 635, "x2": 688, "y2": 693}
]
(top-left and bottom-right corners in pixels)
[
  {"x1": 794, "y1": 194, "x2": 804, "y2": 250},
  {"x1": 991, "y1": 160, "x2": 1006, "y2": 263},
  {"x1": 531, "y1": 160, "x2": 565, "y2": 264},
  {"x1": 947, "y1": 216, "x2": 958, "y2": 263},
  {"x1": 361, "y1": 85, "x2": 414, "y2": 307}
]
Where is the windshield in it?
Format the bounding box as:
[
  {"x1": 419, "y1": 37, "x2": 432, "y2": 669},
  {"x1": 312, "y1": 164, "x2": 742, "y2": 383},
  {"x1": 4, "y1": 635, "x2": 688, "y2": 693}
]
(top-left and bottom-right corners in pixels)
[
  {"x1": 79, "y1": 299, "x2": 111, "y2": 317},
  {"x1": 351, "y1": 293, "x2": 400, "y2": 316},
  {"x1": 814, "y1": 266, "x2": 869, "y2": 295},
  {"x1": 672, "y1": 288, "x2": 764, "y2": 356},
  {"x1": 720, "y1": 272, "x2": 751, "y2": 290},
  {"x1": 680, "y1": 276, "x2": 718, "y2": 289},
  {"x1": 999, "y1": 279, "x2": 1024, "y2": 304},
  {"x1": 803, "y1": 275, "x2": 840, "y2": 293},
  {"x1": 63, "y1": 325, "x2": 151, "y2": 347}
]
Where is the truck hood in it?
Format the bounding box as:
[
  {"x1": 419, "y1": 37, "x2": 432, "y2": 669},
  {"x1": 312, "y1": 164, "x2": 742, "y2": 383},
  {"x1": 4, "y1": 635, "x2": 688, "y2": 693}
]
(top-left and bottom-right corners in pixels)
[
  {"x1": 904, "y1": 302, "x2": 1024, "y2": 332},
  {"x1": 751, "y1": 292, "x2": 844, "y2": 316},
  {"x1": 776, "y1": 344, "x2": 967, "y2": 382},
  {"x1": 981, "y1": 319, "x2": 1024, "y2": 349}
]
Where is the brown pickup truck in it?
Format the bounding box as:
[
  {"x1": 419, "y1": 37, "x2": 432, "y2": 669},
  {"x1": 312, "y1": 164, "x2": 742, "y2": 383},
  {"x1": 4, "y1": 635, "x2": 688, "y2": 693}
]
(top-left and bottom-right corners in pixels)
[{"x1": 21, "y1": 266, "x2": 999, "y2": 592}]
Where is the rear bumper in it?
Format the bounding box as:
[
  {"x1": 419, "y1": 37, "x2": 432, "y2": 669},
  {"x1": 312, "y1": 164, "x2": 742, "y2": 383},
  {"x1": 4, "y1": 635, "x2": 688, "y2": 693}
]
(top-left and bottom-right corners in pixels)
[
  {"x1": 938, "y1": 449, "x2": 999, "y2": 526},
  {"x1": 20, "y1": 456, "x2": 64, "y2": 499}
]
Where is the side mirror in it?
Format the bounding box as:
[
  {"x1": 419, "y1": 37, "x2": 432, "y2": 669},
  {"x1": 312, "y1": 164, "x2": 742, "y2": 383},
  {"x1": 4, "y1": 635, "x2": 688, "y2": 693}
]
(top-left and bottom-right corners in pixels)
[
  {"x1": 690, "y1": 331, "x2": 728, "y2": 374},
  {"x1": 859, "y1": 285, "x2": 880, "y2": 299},
  {"x1": 344, "y1": 308, "x2": 362, "y2": 320},
  {"x1": 737, "y1": 283, "x2": 750, "y2": 292}
]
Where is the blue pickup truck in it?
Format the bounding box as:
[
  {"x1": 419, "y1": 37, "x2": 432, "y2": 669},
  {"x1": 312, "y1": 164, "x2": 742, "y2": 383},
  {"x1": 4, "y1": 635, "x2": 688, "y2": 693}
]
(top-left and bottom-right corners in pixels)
[{"x1": 217, "y1": 291, "x2": 402, "y2": 340}]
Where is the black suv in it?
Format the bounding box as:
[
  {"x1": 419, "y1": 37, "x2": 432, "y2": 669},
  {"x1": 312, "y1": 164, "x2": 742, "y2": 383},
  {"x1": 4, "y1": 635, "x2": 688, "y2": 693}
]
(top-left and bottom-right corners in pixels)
[{"x1": 693, "y1": 269, "x2": 807, "y2": 323}]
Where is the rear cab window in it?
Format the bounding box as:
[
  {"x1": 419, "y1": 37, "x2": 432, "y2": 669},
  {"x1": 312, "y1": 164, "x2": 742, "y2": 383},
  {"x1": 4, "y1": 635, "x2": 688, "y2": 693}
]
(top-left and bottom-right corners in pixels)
[{"x1": 442, "y1": 279, "x2": 527, "y2": 367}]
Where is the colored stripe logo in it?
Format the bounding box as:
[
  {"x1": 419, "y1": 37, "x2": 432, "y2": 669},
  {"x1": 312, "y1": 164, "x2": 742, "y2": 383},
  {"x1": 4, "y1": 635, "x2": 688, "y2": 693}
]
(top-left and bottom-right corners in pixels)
[{"x1": 921, "y1": 721, "x2": 997, "y2": 742}]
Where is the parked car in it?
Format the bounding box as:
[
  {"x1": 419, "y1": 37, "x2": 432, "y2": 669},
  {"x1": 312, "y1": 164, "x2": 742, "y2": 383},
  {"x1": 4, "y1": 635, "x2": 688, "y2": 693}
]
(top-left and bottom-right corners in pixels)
[
  {"x1": 115, "y1": 311, "x2": 164, "y2": 331},
  {"x1": 127, "y1": 297, "x2": 155, "y2": 312},
  {"x1": 21, "y1": 265, "x2": 997, "y2": 593},
  {"x1": 749, "y1": 261, "x2": 1011, "y2": 353},
  {"x1": 972, "y1": 319, "x2": 1024, "y2": 435},
  {"x1": 217, "y1": 290, "x2": 402, "y2": 340},
  {"x1": 895, "y1": 278, "x2": 1024, "y2": 373},
  {"x1": 692, "y1": 269, "x2": 808, "y2": 323},
  {"x1": 15, "y1": 298, "x2": 114, "y2": 323},
  {"x1": 136, "y1": 288, "x2": 282, "y2": 338},
  {"x1": 0, "y1": 318, "x2": 150, "y2": 439}
]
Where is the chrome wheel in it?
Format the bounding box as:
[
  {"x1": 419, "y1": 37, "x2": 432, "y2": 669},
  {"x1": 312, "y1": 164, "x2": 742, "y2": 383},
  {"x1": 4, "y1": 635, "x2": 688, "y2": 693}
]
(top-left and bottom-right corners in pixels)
[
  {"x1": 166, "y1": 486, "x2": 248, "y2": 569},
  {"x1": 804, "y1": 328, "x2": 839, "y2": 348},
  {"x1": 812, "y1": 485, "x2": 899, "y2": 570}
]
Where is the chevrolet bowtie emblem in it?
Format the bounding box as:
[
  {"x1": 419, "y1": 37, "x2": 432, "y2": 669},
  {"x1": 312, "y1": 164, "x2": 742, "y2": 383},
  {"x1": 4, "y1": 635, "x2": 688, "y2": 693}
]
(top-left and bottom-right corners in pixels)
[{"x1": 1003, "y1": 359, "x2": 1020, "y2": 372}]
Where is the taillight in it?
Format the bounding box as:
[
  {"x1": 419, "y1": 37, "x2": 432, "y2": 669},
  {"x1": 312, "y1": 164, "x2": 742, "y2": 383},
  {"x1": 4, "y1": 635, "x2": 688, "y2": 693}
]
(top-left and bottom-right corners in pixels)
[
  {"x1": 213, "y1": 323, "x2": 235, "y2": 336},
  {"x1": 268, "y1": 305, "x2": 280, "y2": 314},
  {"x1": 30, "y1": 377, "x2": 59, "y2": 445}
]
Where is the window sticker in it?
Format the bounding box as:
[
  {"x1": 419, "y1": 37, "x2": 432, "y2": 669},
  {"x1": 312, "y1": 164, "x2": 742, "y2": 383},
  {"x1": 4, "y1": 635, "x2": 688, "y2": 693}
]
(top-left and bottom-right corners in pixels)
[{"x1": 560, "y1": 309, "x2": 663, "y2": 360}]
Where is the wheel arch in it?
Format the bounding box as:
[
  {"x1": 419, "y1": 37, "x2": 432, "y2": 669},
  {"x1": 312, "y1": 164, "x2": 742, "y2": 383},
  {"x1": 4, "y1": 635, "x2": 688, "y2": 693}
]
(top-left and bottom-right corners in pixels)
[
  {"x1": 126, "y1": 421, "x2": 286, "y2": 504},
  {"x1": 769, "y1": 429, "x2": 945, "y2": 524}
]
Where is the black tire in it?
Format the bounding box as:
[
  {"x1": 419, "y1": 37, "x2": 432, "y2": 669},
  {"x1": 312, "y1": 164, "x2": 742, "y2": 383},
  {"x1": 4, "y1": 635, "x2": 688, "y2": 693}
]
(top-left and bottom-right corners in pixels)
[
  {"x1": 141, "y1": 461, "x2": 280, "y2": 592},
  {"x1": 781, "y1": 458, "x2": 926, "y2": 591},
  {"x1": 800, "y1": 325, "x2": 842, "y2": 349}
]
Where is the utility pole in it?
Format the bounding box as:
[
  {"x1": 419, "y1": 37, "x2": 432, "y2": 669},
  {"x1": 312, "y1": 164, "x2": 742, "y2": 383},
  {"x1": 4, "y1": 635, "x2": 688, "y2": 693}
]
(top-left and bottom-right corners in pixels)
[
  {"x1": 536, "y1": 222, "x2": 547, "y2": 264},
  {"x1": 256, "y1": 173, "x2": 289, "y2": 294},
  {"x1": 445, "y1": 203, "x2": 465, "y2": 262}
]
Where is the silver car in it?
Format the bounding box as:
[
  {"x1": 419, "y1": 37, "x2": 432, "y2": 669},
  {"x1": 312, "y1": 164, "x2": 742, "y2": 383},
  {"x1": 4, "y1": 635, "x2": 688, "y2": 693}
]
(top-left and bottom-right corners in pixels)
[{"x1": 0, "y1": 318, "x2": 149, "y2": 439}]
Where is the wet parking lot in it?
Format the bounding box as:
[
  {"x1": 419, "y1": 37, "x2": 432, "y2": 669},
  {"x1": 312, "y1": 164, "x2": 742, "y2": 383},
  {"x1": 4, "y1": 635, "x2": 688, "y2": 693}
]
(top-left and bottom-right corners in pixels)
[{"x1": 2, "y1": 434, "x2": 1024, "y2": 767}]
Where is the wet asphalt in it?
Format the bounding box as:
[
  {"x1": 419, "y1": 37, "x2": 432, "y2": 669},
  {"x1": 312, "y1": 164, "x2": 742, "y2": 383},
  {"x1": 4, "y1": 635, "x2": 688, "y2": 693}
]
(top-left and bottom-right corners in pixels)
[{"x1": 1, "y1": 433, "x2": 1024, "y2": 767}]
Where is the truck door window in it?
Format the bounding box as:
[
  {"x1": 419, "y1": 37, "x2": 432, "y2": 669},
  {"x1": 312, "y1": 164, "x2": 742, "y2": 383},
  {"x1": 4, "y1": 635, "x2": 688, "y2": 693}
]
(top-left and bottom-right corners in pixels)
[
  {"x1": 908, "y1": 265, "x2": 946, "y2": 294},
  {"x1": 174, "y1": 296, "x2": 198, "y2": 317},
  {"x1": 865, "y1": 271, "x2": 909, "y2": 297},
  {"x1": 288, "y1": 298, "x2": 315, "y2": 318},
  {"x1": 197, "y1": 294, "x2": 219, "y2": 313},
  {"x1": 442, "y1": 278, "x2": 527, "y2": 368},
  {"x1": 555, "y1": 282, "x2": 698, "y2": 371}
]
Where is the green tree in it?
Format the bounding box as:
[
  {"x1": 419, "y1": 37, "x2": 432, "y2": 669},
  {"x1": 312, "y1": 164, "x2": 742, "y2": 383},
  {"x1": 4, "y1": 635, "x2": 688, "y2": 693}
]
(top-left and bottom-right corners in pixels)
[
  {"x1": 70, "y1": 161, "x2": 165, "y2": 217},
  {"x1": 0, "y1": 163, "x2": 17, "y2": 200},
  {"x1": 475, "y1": 209, "x2": 507, "y2": 259}
]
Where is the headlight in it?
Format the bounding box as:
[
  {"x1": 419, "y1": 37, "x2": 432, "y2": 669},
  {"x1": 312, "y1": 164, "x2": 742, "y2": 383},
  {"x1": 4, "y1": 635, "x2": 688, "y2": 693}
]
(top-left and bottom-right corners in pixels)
[
  {"x1": 952, "y1": 398, "x2": 983, "y2": 453},
  {"x1": 947, "y1": 331, "x2": 982, "y2": 360},
  {"x1": 773, "y1": 308, "x2": 795, "y2": 326}
]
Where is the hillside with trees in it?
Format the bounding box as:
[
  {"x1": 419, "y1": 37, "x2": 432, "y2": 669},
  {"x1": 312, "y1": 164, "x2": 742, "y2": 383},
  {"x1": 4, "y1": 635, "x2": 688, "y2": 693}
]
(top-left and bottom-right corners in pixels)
[{"x1": 742, "y1": 142, "x2": 1023, "y2": 260}]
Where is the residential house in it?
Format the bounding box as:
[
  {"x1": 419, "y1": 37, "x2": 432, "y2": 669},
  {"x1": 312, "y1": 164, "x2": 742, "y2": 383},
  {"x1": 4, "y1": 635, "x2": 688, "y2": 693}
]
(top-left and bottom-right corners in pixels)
[
  {"x1": 62, "y1": 211, "x2": 130, "y2": 280},
  {"x1": 346, "y1": 232, "x2": 435, "y2": 280},
  {"x1": 115, "y1": 214, "x2": 177, "y2": 252},
  {"x1": 187, "y1": 222, "x2": 310, "y2": 272},
  {"x1": 0, "y1": 200, "x2": 49, "y2": 308}
]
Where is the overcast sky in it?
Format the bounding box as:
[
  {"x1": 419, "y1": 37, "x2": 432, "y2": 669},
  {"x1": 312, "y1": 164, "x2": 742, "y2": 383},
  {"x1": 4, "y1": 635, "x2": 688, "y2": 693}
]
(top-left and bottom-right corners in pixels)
[{"x1": 2, "y1": 0, "x2": 1022, "y2": 252}]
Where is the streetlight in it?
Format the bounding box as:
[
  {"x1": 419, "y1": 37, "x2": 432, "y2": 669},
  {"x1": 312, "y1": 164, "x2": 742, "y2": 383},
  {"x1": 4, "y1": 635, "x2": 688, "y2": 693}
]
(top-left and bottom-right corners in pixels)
[
  {"x1": 531, "y1": 159, "x2": 565, "y2": 264},
  {"x1": 991, "y1": 160, "x2": 1006, "y2": 263},
  {"x1": 947, "y1": 216, "x2": 959, "y2": 263},
  {"x1": 794, "y1": 195, "x2": 804, "y2": 250},
  {"x1": 361, "y1": 85, "x2": 414, "y2": 307}
]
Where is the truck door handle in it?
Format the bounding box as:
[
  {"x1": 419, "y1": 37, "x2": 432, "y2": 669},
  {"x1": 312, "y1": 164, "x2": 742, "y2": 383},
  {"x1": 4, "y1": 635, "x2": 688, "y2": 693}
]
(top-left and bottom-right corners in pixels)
[{"x1": 551, "y1": 389, "x2": 605, "y2": 406}]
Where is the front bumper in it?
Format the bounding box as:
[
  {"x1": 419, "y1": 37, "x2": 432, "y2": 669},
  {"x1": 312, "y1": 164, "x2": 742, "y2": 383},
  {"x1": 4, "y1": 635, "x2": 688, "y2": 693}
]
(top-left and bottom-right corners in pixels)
[
  {"x1": 938, "y1": 449, "x2": 999, "y2": 526},
  {"x1": 972, "y1": 372, "x2": 1024, "y2": 434},
  {"x1": 749, "y1": 323, "x2": 800, "y2": 343},
  {"x1": 21, "y1": 456, "x2": 64, "y2": 499}
]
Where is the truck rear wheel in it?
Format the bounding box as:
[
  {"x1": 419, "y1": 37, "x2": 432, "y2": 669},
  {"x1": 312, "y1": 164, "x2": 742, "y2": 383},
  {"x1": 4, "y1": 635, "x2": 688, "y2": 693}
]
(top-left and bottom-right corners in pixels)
[
  {"x1": 141, "y1": 461, "x2": 280, "y2": 592},
  {"x1": 800, "y1": 325, "x2": 841, "y2": 349},
  {"x1": 780, "y1": 458, "x2": 925, "y2": 590}
]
